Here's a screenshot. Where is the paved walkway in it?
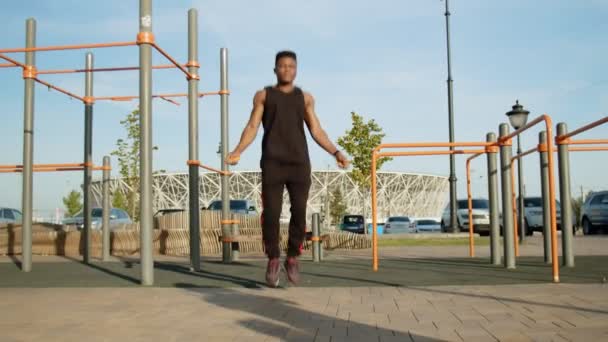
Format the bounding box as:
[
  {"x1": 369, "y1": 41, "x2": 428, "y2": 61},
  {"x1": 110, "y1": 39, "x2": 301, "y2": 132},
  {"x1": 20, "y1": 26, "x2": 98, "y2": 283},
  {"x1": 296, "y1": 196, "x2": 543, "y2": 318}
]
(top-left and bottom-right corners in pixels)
[{"x1": 1, "y1": 235, "x2": 607, "y2": 341}]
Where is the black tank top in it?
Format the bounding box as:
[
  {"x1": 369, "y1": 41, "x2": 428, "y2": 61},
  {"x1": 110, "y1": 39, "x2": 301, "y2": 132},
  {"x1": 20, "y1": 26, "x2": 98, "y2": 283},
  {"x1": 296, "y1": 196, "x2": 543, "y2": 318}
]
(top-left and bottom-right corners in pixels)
[{"x1": 260, "y1": 86, "x2": 310, "y2": 166}]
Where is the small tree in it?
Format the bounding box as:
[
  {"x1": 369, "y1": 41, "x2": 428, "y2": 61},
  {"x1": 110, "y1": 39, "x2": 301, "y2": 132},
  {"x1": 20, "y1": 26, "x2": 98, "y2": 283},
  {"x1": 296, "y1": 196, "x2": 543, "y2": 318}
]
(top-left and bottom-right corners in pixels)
[
  {"x1": 62, "y1": 190, "x2": 83, "y2": 217},
  {"x1": 329, "y1": 188, "x2": 347, "y2": 225}
]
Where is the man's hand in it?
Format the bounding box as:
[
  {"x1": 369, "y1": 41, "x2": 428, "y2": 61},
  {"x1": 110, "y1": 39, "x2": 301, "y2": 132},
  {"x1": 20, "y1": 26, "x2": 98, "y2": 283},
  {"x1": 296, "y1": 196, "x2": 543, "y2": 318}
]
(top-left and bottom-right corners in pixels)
[
  {"x1": 226, "y1": 151, "x2": 241, "y2": 165},
  {"x1": 335, "y1": 151, "x2": 350, "y2": 169}
]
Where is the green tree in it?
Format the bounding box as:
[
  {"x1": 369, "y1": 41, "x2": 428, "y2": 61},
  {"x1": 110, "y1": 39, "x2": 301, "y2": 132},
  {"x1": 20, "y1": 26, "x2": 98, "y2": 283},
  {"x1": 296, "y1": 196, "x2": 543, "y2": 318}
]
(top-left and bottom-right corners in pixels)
[
  {"x1": 337, "y1": 112, "x2": 391, "y2": 231},
  {"x1": 329, "y1": 188, "x2": 348, "y2": 225},
  {"x1": 111, "y1": 108, "x2": 141, "y2": 221},
  {"x1": 337, "y1": 112, "x2": 392, "y2": 190},
  {"x1": 62, "y1": 190, "x2": 83, "y2": 217}
]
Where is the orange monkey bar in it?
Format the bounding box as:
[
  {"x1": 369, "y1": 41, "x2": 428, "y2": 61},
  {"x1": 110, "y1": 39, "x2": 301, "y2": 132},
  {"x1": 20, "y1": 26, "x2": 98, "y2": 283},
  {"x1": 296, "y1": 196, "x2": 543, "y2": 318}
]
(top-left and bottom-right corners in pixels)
[
  {"x1": 36, "y1": 64, "x2": 185, "y2": 75},
  {"x1": 186, "y1": 160, "x2": 232, "y2": 176},
  {"x1": 0, "y1": 41, "x2": 137, "y2": 54},
  {"x1": 0, "y1": 162, "x2": 109, "y2": 173},
  {"x1": 371, "y1": 141, "x2": 495, "y2": 272}
]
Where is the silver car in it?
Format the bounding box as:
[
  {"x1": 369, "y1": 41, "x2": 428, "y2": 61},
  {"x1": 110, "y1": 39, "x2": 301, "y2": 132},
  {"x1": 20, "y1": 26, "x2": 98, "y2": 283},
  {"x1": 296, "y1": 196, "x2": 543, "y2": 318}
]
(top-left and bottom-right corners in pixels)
[
  {"x1": 582, "y1": 191, "x2": 608, "y2": 235},
  {"x1": 63, "y1": 208, "x2": 132, "y2": 230},
  {"x1": 384, "y1": 216, "x2": 415, "y2": 234},
  {"x1": 0, "y1": 207, "x2": 22, "y2": 225}
]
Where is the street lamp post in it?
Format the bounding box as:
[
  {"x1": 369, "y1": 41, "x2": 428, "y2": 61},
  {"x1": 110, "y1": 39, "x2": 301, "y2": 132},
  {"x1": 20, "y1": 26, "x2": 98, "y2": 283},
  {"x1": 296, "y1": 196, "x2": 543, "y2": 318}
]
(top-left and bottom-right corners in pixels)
[
  {"x1": 444, "y1": 0, "x2": 458, "y2": 233},
  {"x1": 506, "y1": 100, "x2": 530, "y2": 243}
]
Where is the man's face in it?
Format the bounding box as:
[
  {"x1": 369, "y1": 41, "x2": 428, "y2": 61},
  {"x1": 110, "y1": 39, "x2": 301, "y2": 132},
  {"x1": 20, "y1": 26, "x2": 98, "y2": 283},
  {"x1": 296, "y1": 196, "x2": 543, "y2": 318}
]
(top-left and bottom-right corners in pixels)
[{"x1": 274, "y1": 57, "x2": 297, "y2": 84}]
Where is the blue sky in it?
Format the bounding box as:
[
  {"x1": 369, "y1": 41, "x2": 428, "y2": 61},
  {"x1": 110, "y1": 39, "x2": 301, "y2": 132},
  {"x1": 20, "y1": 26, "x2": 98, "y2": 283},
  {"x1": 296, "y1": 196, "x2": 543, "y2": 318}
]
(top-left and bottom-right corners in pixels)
[{"x1": 1, "y1": 0, "x2": 607, "y2": 215}]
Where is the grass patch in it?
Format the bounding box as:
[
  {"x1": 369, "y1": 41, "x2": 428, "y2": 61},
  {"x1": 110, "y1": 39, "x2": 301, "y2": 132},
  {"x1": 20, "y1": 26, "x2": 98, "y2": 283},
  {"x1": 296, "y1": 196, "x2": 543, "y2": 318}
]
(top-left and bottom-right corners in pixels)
[{"x1": 378, "y1": 237, "x2": 490, "y2": 247}]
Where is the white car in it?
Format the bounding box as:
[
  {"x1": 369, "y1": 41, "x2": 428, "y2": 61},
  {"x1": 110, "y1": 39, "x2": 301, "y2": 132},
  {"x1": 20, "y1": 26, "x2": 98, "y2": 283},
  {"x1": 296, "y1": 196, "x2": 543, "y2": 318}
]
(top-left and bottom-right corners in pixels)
[
  {"x1": 415, "y1": 218, "x2": 441, "y2": 233},
  {"x1": 441, "y1": 199, "x2": 490, "y2": 236},
  {"x1": 522, "y1": 197, "x2": 565, "y2": 236},
  {"x1": 384, "y1": 216, "x2": 415, "y2": 234}
]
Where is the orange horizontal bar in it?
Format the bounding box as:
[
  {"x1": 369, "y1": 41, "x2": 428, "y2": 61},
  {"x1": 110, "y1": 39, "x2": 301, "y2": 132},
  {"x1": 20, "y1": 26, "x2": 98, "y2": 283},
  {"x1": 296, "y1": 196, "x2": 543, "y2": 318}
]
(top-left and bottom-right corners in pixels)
[
  {"x1": 567, "y1": 139, "x2": 608, "y2": 145},
  {"x1": 0, "y1": 41, "x2": 137, "y2": 54},
  {"x1": 199, "y1": 163, "x2": 232, "y2": 176},
  {"x1": 35, "y1": 78, "x2": 84, "y2": 102},
  {"x1": 377, "y1": 149, "x2": 486, "y2": 157},
  {"x1": 0, "y1": 63, "x2": 18, "y2": 68},
  {"x1": 37, "y1": 64, "x2": 184, "y2": 75},
  {"x1": 151, "y1": 43, "x2": 195, "y2": 79},
  {"x1": 558, "y1": 117, "x2": 608, "y2": 141},
  {"x1": 95, "y1": 91, "x2": 222, "y2": 102},
  {"x1": 569, "y1": 146, "x2": 608, "y2": 152},
  {"x1": 378, "y1": 142, "x2": 493, "y2": 150}
]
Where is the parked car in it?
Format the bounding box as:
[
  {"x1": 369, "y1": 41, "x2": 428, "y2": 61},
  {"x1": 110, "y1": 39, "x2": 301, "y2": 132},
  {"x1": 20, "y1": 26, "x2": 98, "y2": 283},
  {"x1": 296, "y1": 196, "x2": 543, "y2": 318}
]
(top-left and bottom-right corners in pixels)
[
  {"x1": 206, "y1": 199, "x2": 257, "y2": 215},
  {"x1": 62, "y1": 208, "x2": 132, "y2": 230},
  {"x1": 521, "y1": 197, "x2": 566, "y2": 235},
  {"x1": 0, "y1": 207, "x2": 22, "y2": 225},
  {"x1": 581, "y1": 191, "x2": 608, "y2": 235},
  {"x1": 415, "y1": 218, "x2": 442, "y2": 233},
  {"x1": 441, "y1": 199, "x2": 490, "y2": 236},
  {"x1": 384, "y1": 216, "x2": 415, "y2": 234},
  {"x1": 341, "y1": 215, "x2": 365, "y2": 234}
]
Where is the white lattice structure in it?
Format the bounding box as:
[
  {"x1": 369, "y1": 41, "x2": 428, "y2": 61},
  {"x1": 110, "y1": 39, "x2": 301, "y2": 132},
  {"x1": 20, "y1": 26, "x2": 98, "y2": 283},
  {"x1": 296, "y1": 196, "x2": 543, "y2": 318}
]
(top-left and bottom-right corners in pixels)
[{"x1": 91, "y1": 171, "x2": 448, "y2": 223}]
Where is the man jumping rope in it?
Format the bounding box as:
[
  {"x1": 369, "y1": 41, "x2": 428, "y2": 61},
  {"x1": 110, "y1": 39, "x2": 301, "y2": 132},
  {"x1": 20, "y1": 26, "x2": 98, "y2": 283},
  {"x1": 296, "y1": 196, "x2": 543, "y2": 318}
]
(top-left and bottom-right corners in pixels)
[{"x1": 226, "y1": 51, "x2": 350, "y2": 287}]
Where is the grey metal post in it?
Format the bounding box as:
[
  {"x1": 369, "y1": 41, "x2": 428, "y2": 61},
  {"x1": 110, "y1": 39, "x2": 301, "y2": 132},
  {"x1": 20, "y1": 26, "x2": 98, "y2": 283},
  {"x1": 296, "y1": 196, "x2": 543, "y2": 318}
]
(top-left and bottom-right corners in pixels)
[
  {"x1": 102, "y1": 156, "x2": 111, "y2": 262},
  {"x1": 21, "y1": 18, "x2": 36, "y2": 272},
  {"x1": 557, "y1": 123, "x2": 575, "y2": 267},
  {"x1": 312, "y1": 213, "x2": 320, "y2": 262},
  {"x1": 444, "y1": 0, "x2": 458, "y2": 233},
  {"x1": 517, "y1": 136, "x2": 526, "y2": 242},
  {"x1": 486, "y1": 133, "x2": 501, "y2": 265},
  {"x1": 231, "y1": 213, "x2": 240, "y2": 262},
  {"x1": 539, "y1": 131, "x2": 552, "y2": 264},
  {"x1": 499, "y1": 124, "x2": 516, "y2": 269},
  {"x1": 220, "y1": 48, "x2": 232, "y2": 263},
  {"x1": 83, "y1": 52, "x2": 94, "y2": 264},
  {"x1": 187, "y1": 8, "x2": 201, "y2": 272},
  {"x1": 139, "y1": 0, "x2": 154, "y2": 285}
]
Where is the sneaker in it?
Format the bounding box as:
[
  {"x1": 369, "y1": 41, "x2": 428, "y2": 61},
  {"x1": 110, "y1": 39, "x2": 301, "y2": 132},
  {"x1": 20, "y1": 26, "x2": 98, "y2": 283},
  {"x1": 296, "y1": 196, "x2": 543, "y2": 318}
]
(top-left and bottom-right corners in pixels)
[
  {"x1": 265, "y1": 258, "x2": 280, "y2": 288},
  {"x1": 284, "y1": 257, "x2": 300, "y2": 285}
]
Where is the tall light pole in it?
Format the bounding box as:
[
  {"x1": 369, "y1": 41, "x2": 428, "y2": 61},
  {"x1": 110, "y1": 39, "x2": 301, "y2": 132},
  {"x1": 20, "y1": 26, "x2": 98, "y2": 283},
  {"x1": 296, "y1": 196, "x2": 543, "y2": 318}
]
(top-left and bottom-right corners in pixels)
[
  {"x1": 444, "y1": 0, "x2": 458, "y2": 232},
  {"x1": 506, "y1": 100, "x2": 530, "y2": 243}
]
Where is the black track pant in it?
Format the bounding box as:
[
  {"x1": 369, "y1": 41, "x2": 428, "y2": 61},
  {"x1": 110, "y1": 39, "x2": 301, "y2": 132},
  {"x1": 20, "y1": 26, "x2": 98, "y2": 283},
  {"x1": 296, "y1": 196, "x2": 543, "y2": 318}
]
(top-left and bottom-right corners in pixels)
[{"x1": 261, "y1": 161, "x2": 311, "y2": 259}]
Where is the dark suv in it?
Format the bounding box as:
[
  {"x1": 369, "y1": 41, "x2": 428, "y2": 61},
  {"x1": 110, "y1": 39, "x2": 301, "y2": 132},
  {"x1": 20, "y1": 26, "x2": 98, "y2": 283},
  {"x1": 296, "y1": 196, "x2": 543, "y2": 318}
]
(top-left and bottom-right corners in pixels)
[
  {"x1": 582, "y1": 191, "x2": 608, "y2": 235},
  {"x1": 341, "y1": 215, "x2": 365, "y2": 234}
]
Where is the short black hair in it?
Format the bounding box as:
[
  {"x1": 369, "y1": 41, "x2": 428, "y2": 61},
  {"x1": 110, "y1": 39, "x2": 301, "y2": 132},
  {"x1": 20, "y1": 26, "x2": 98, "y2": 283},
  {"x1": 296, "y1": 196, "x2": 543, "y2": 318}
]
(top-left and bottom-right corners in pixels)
[{"x1": 275, "y1": 50, "x2": 297, "y2": 65}]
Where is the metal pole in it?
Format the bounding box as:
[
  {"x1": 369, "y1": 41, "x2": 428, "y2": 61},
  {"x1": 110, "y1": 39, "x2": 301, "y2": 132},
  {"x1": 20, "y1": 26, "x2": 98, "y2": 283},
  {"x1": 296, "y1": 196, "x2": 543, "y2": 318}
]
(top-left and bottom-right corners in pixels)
[
  {"x1": 83, "y1": 52, "x2": 94, "y2": 264},
  {"x1": 539, "y1": 131, "x2": 552, "y2": 264},
  {"x1": 486, "y1": 133, "x2": 501, "y2": 265},
  {"x1": 499, "y1": 123, "x2": 516, "y2": 269},
  {"x1": 231, "y1": 213, "x2": 240, "y2": 262},
  {"x1": 557, "y1": 123, "x2": 575, "y2": 267},
  {"x1": 312, "y1": 213, "x2": 320, "y2": 262},
  {"x1": 102, "y1": 156, "x2": 111, "y2": 262},
  {"x1": 187, "y1": 8, "x2": 201, "y2": 272},
  {"x1": 21, "y1": 18, "x2": 36, "y2": 272},
  {"x1": 139, "y1": 0, "x2": 154, "y2": 285},
  {"x1": 220, "y1": 48, "x2": 232, "y2": 263},
  {"x1": 517, "y1": 135, "x2": 525, "y2": 242},
  {"x1": 444, "y1": 0, "x2": 458, "y2": 233}
]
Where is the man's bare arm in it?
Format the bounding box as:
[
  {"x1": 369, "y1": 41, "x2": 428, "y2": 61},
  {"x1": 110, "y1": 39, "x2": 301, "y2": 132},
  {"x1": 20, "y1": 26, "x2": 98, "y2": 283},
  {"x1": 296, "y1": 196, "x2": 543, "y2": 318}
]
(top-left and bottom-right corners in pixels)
[{"x1": 226, "y1": 90, "x2": 265, "y2": 164}]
